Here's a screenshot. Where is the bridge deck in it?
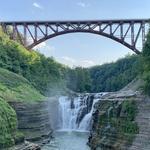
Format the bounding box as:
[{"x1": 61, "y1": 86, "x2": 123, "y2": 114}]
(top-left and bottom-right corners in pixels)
[{"x1": 1, "y1": 18, "x2": 150, "y2": 25}]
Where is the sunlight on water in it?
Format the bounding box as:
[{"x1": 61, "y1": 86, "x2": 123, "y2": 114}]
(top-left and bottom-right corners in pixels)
[{"x1": 42, "y1": 131, "x2": 90, "y2": 150}]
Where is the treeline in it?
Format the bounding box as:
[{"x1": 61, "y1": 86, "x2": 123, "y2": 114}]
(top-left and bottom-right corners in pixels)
[
  {"x1": 1, "y1": 27, "x2": 150, "y2": 95},
  {"x1": 66, "y1": 55, "x2": 140, "y2": 93},
  {"x1": 66, "y1": 67, "x2": 92, "y2": 92},
  {"x1": 89, "y1": 55, "x2": 140, "y2": 92},
  {"x1": 141, "y1": 31, "x2": 150, "y2": 95}
]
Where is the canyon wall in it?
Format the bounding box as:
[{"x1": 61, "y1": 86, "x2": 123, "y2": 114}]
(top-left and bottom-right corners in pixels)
[
  {"x1": 88, "y1": 91, "x2": 140, "y2": 150},
  {"x1": 9, "y1": 100, "x2": 53, "y2": 145}
]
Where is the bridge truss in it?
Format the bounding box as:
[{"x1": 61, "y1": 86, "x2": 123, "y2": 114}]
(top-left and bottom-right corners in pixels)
[{"x1": 0, "y1": 19, "x2": 150, "y2": 54}]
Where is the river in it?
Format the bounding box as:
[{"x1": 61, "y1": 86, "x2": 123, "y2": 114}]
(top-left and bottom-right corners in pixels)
[{"x1": 42, "y1": 131, "x2": 90, "y2": 150}]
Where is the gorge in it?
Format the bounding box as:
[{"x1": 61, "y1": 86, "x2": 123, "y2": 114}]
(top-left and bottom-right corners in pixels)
[{"x1": 0, "y1": 25, "x2": 150, "y2": 150}]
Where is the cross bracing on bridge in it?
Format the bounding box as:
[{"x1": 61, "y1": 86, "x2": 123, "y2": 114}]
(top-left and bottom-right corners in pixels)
[{"x1": 0, "y1": 19, "x2": 150, "y2": 54}]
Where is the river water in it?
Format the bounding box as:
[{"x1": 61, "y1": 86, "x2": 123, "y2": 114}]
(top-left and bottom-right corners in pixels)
[{"x1": 42, "y1": 131, "x2": 90, "y2": 150}]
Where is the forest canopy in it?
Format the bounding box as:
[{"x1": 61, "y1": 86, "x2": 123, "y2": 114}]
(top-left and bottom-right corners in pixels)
[{"x1": 1, "y1": 27, "x2": 149, "y2": 95}]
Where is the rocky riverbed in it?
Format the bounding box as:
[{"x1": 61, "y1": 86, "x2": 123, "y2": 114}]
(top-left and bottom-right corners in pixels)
[{"x1": 7, "y1": 141, "x2": 41, "y2": 150}]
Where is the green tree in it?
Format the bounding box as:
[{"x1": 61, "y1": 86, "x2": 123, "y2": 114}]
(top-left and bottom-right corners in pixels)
[
  {"x1": 89, "y1": 55, "x2": 139, "y2": 92},
  {"x1": 142, "y1": 30, "x2": 150, "y2": 95}
]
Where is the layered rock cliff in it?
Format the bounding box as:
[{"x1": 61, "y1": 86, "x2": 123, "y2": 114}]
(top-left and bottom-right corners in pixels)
[
  {"x1": 9, "y1": 100, "x2": 52, "y2": 144},
  {"x1": 88, "y1": 90, "x2": 140, "y2": 150},
  {"x1": 87, "y1": 78, "x2": 150, "y2": 150},
  {"x1": 129, "y1": 96, "x2": 150, "y2": 150}
]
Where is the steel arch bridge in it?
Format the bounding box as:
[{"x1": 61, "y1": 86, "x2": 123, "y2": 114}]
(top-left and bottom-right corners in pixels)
[{"x1": 0, "y1": 19, "x2": 150, "y2": 54}]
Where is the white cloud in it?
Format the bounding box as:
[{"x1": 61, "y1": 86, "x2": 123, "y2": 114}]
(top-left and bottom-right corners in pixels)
[
  {"x1": 26, "y1": 37, "x2": 54, "y2": 56},
  {"x1": 33, "y1": 2, "x2": 43, "y2": 9},
  {"x1": 95, "y1": 26, "x2": 100, "y2": 31},
  {"x1": 27, "y1": 37, "x2": 33, "y2": 45},
  {"x1": 26, "y1": 40, "x2": 95, "y2": 67},
  {"x1": 34, "y1": 42, "x2": 46, "y2": 49},
  {"x1": 59, "y1": 56, "x2": 95, "y2": 68},
  {"x1": 34, "y1": 42, "x2": 55, "y2": 57},
  {"x1": 77, "y1": 2, "x2": 90, "y2": 8},
  {"x1": 80, "y1": 60, "x2": 95, "y2": 67},
  {"x1": 61, "y1": 56, "x2": 76, "y2": 63}
]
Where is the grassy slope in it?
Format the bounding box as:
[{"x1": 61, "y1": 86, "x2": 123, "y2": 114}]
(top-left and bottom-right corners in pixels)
[
  {"x1": 0, "y1": 98, "x2": 18, "y2": 148},
  {"x1": 0, "y1": 68, "x2": 45, "y2": 103}
]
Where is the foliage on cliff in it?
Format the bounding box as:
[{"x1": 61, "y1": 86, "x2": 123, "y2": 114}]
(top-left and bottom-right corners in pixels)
[
  {"x1": 0, "y1": 98, "x2": 18, "y2": 148},
  {"x1": 142, "y1": 30, "x2": 150, "y2": 95},
  {"x1": 0, "y1": 68, "x2": 45, "y2": 102},
  {"x1": 89, "y1": 55, "x2": 140, "y2": 92},
  {"x1": 66, "y1": 67, "x2": 92, "y2": 92},
  {"x1": 89, "y1": 100, "x2": 139, "y2": 150}
]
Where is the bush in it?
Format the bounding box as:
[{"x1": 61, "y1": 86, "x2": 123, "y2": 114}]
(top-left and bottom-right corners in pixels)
[
  {"x1": 142, "y1": 30, "x2": 150, "y2": 95},
  {"x1": 0, "y1": 98, "x2": 17, "y2": 148}
]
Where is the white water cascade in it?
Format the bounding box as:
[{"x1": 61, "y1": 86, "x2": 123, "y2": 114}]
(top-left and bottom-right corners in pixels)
[
  {"x1": 58, "y1": 93, "x2": 105, "y2": 131},
  {"x1": 42, "y1": 93, "x2": 106, "y2": 150},
  {"x1": 79, "y1": 98, "x2": 100, "y2": 130},
  {"x1": 58, "y1": 96, "x2": 81, "y2": 130}
]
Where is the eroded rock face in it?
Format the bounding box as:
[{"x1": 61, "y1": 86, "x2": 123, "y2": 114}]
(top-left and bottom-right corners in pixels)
[
  {"x1": 88, "y1": 92, "x2": 139, "y2": 150},
  {"x1": 86, "y1": 95, "x2": 94, "y2": 113},
  {"x1": 129, "y1": 96, "x2": 150, "y2": 150},
  {"x1": 76, "y1": 95, "x2": 95, "y2": 126},
  {"x1": 76, "y1": 106, "x2": 88, "y2": 126},
  {"x1": 9, "y1": 100, "x2": 52, "y2": 144}
]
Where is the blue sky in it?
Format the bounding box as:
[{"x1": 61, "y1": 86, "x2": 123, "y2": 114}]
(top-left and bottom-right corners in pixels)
[{"x1": 0, "y1": 0, "x2": 150, "y2": 67}]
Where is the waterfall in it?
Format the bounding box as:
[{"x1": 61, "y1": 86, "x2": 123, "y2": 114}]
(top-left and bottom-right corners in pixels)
[
  {"x1": 106, "y1": 106, "x2": 113, "y2": 128},
  {"x1": 58, "y1": 93, "x2": 105, "y2": 131},
  {"x1": 58, "y1": 96, "x2": 81, "y2": 130},
  {"x1": 79, "y1": 98, "x2": 100, "y2": 130}
]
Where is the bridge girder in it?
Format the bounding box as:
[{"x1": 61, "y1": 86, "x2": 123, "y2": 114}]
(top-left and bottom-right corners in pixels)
[{"x1": 0, "y1": 19, "x2": 150, "y2": 54}]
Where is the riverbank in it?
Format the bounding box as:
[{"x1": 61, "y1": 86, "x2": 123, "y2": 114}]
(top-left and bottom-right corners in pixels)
[{"x1": 7, "y1": 141, "x2": 41, "y2": 150}]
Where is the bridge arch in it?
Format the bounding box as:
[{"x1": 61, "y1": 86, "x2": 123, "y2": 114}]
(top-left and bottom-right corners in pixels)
[
  {"x1": 28, "y1": 29, "x2": 139, "y2": 54},
  {"x1": 1, "y1": 19, "x2": 149, "y2": 54}
]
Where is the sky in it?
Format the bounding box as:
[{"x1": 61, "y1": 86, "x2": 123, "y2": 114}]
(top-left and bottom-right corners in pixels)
[{"x1": 0, "y1": 0, "x2": 150, "y2": 67}]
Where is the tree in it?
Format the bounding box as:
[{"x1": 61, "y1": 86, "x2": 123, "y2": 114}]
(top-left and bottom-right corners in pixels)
[
  {"x1": 89, "y1": 55, "x2": 139, "y2": 92},
  {"x1": 142, "y1": 30, "x2": 150, "y2": 95}
]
